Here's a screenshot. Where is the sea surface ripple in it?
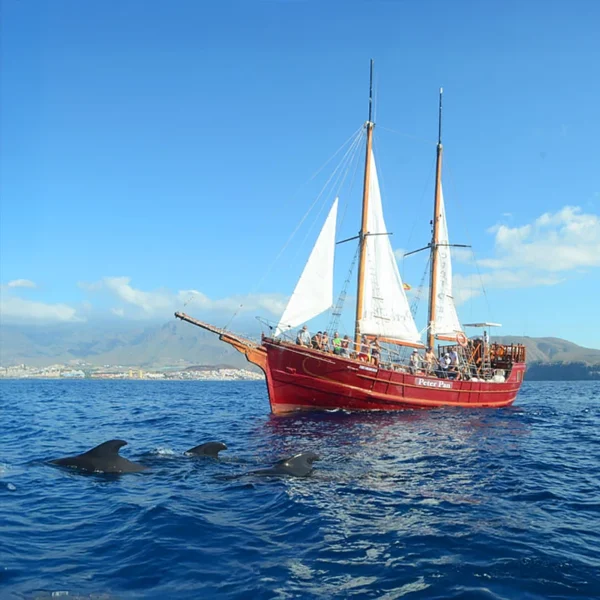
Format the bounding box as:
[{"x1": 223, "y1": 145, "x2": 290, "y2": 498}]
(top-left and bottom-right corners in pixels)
[{"x1": 1, "y1": 380, "x2": 599, "y2": 599}]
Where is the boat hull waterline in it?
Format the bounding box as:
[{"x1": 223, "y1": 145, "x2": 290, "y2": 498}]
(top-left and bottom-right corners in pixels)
[{"x1": 263, "y1": 340, "x2": 524, "y2": 414}]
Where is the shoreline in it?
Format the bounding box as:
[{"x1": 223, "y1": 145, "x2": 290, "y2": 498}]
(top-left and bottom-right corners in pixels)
[
  {"x1": 0, "y1": 377, "x2": 265, "y2": 382},
  {"x1": 0, "y1": 366, "x2": 265, "y2": 382}
]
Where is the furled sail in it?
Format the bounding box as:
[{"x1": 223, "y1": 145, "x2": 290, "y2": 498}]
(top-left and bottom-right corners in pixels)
[
  {"x1": 358, "y1": 150, "x2": 421, "y2": 344},
  {"x1": 274, "y1": 198, "x2": 338, "y2": 337},
  {"x1": 433, "y1": 183, "x2": 463, "y2": 338}
]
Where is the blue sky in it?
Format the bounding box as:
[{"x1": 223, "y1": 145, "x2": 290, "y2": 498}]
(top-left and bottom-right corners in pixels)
[{"x1": 1, "y1": 0, "x2": 599, "y2": 348}]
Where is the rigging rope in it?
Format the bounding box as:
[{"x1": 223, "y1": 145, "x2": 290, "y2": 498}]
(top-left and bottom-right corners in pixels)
[
  {"x1": 377, "y1": 126, "x2": 436, "y2": 146},
  {"x1": 222, "y1": 126, "x2": 366, "y2": 331},
  {"x1": 338, "y1": 130, "x2": 364, "y2": 232},
  {"x1": 402, "y1": 153, "x2": 436, "y2": 263},
  {"x1": 444, "y1": 160, "x2": 494, "y2": 321},
  {"x1": 327, "y1": 245, "x2": 359, "y2": 335},
  {"x1": 291, "y1": 128, "x2": 365, "y2": 261},
  {"x1": 410, "y1": 255, "x2": 431, "y2": 321}
]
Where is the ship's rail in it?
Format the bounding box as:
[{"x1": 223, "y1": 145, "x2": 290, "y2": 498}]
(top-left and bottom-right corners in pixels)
[
  {"x1": 437, "y1": 339, "x2": 526, "y2": 381},
  {"x1": 268, "y1": 330, "x2": 524, "y2": 384}
]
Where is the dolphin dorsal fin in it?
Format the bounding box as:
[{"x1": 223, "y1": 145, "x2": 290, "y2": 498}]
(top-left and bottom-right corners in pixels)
[
  {"x1": 185, "y1": 442, "x2": 227, "y2": 458},
  {"x1": 282, "y1": 453, "x2": 306, "y2": 467},
  {"x1": 83, "y1": 440, "x2": 128, "y2": 457},
  {"x1": 274, "y1": 453, "x2": 302, "y2": 467}
]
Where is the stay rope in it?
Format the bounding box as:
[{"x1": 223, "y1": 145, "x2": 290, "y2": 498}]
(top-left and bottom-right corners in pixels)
[
  {"x1": 222, "y1": 126, "x2": 366, "y2": 331},
  {"x1": 444, "y1": 160, "x2": 494, "y2": 321},
  {"x1": 291, "y1": 128, "x2": 365, "y2": 262}
]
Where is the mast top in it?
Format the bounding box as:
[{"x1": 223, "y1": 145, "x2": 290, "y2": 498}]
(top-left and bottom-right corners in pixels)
[
  {"x1": 438, "y1": 87, "x2": 443, "y2": 145},
  {"x1": 368, "y1": 59, "x2": 374, "y2": 125}
]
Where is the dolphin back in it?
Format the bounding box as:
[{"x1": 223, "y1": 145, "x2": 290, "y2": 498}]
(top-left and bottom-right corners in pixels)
[
  {"x1": 252, "y1": 451, "x2": 321, "y2": 477},
  {"x1": 185, "y1": 441, "x2": 228, "y2": 458},
  {"x1": 82, "y1": 439, "x2": 128, "y2": 457},
  {"x1": 280, "y1": 452, "x2": 321, "y2": 477},
  {"x1": 49, "y1": 439, "x2": 146, "y2": 474}
]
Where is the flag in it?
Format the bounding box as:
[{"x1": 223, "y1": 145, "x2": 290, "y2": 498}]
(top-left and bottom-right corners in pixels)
[{"x1": 403, "y1": 283, "x2": 411, "y2": 291}]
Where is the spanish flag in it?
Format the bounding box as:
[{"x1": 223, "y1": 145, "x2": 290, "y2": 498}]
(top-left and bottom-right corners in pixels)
[{"x1": 403, "y1": 283, "x2": 411, "y2": 291}]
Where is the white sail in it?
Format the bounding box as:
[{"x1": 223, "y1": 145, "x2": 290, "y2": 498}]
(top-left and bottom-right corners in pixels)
[
  {"x1": 433, "y1": 183, "x2": 463, "y2": 338},
  {"x1": 358, "y1": 150, "x2": 421, "y2": 344},
  {"x1": 274, "y1": 198, "x2": 338, "y2": 337}
]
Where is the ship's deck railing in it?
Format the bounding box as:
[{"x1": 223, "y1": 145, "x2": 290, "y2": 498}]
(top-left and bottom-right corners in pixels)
[
  {"x1": 437, "y1": 340, "x2": 526, "y2": 380},
  {"x1": 273, "y1": 328, "x2": 524, "y2": 382}
]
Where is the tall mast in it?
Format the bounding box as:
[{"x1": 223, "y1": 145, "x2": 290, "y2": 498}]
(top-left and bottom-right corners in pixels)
[
  {"x1": 427, "y1": 87, "x2": 444, "y2": 350},
  {"x1": 354, "y1": 59, "x2": 375, "y2": 347}
]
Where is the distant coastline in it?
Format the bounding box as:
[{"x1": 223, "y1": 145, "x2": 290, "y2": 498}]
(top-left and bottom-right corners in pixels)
[
  {"x1": 0, "y1": 377, "x2": 264, "y2": 382},
  {"x1": 0, "y1": 364, "x2": 264, "y2": 382},
  {"x1": 524, "y1": 362, "x2": 600, "y2": 381}
]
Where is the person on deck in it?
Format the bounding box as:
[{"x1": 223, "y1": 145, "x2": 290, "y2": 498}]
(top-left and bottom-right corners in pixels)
[
  {"x1": 311, "y1": 332, "x2": 323, "y2": 350},
  {"x1": 409, "y1": 350, "x2": 421, "y2": 374},
  {"x1": 424, "y1": 347, "x2": 437, "y2": 375},
  {"x1": 332, "y1": 332, "x2": 342, "y2": 355},
  {"x1": 438, "y1": 352, "x2": 451, "y2": 378},
  {"x1": 449, "y1": 348, "x2": 459, "y2": 368},
  {"x1": 340, "y1": 335, "x2": 350, "y2": 357},
  {"x1": 370, "y1": 337, "x2": 381, "y2": 366},
  {"x1": 296, "y1": 325, "x2": 310, "y2": 347},
  {"x1": 359, "y1": 336, "x2": 370, "y2": 362},
  {"x1": 448, "y1": 348, "x2": 459, "y2": 379},
  {"x1": 321, "y1": 332, "x2": 331, "y2": 353}
]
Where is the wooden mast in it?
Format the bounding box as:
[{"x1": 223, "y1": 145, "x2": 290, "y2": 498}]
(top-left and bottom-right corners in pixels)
[
  {"x1": 427, "y1": 88, "x2": 444, "y2": 351},
  {"x1": 354, "y1": 59, "x2": 375, "y2": 348}
]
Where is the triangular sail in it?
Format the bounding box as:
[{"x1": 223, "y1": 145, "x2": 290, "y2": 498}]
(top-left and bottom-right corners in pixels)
[
  {"x1": 433, "y1": 184, "x2": 463, "y2": 338},
  {"x1": 274, "y1": 199, "x2": 338, "y2": 337},
  {"x1": 358, "y1": 150, "x2": 421, "y2": 344}
]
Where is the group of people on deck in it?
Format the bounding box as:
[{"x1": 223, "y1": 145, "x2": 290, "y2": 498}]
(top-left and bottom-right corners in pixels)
[
  {"x1": 411, "y1": 346, "x2": 462, "y2": 380},
  {"x1": 295, "y1": 326, "x2": 381, "y2": 364},
  {"x1": 295, "y1": 325, "x2": 462, "y2": 378},
  {"x1": 296, "y1": 326, "x2": 352, "y2": 357}
]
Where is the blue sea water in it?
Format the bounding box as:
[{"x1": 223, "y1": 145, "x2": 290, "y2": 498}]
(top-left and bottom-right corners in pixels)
[{"x1": 1, "y1": 380, "x2": 599, "y2": 600}]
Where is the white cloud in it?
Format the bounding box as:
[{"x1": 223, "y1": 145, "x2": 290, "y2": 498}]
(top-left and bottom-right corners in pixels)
[
  {"x1": 101, "y1": 277, "x2": 174, "y2": 314},
  {"x1": 452, "y1": 271, "x2": 564, "y2": 306},
  {"x1": 178, "y1": 289, "x2": 288, "y2": 315},
  {"x1": 450, "y1": 247, "x2": 473, "y2": 264},
  {"x1": 7, "y1": 279, "x2": 36, "y2": 289},
  {"x1": 86, "y1": 276, "x2": 287, "y2": 320},
  {"x1": 450, "y1": 205, "x2": 598, "y2": 305},
  {"x1": 483, "y1": 206, "x2": 600, "y2": 272},
  {"x1": 0, "y1": 296, "x2": 82, "y2": 323},
  {"x1": 1, "y1": 280, "x2": 82, "y2": 323}
]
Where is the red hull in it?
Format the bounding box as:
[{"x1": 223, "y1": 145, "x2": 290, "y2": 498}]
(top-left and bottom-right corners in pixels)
[{"x1": 262, "y1": 340, "x2": 525, "y2": 414}]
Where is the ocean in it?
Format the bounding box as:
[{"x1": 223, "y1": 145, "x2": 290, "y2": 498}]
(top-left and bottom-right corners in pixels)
[{"x1": 1, "y1": 379, "x2": 599, "y2": 599}]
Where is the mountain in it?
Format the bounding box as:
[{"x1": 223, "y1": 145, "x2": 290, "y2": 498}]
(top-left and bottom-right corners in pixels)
[
  {"x1": 492, "y1": 336, "x2": 600, "y2": 381},
  {"x1": 1, "y1": 322, "x2": 599, "y2": 379},
  {"x1": 493, "y1": 336, "x2": 600, "y2": 364},
  {"x1": 0, "y1": 320, "x2": 255, "y2": 370}
]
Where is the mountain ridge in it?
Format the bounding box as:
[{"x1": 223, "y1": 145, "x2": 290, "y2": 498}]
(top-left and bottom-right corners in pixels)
[{"x1": 493, "y1": 336, "x2": 600, "y2": 364}]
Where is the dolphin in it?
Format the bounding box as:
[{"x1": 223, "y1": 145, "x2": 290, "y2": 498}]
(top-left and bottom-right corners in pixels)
[
  {"x1": 250, "y1": 452, "x2": 321, "y2": 477},
  {"x1": 49, "y1": 440, "x2": 147, "y2": 474},
  {"x1": 184, "y1": 441, "x2": 227, "y2": 458}
]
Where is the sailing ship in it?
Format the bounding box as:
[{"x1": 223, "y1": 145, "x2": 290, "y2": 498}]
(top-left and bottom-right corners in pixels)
[{"x1": 176, "y1": 62, "x2": 526, "y2": 414}]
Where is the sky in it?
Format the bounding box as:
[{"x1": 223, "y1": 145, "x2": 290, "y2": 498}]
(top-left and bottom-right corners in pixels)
[{"x1": 1, "y1": 0, "x2": 599, "y2": 348}]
